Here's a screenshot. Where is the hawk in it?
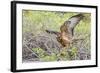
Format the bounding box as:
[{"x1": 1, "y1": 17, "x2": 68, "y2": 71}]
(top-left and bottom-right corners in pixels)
[{"x1": 46, "y1": 13, "x2": 84, "y2": 48}]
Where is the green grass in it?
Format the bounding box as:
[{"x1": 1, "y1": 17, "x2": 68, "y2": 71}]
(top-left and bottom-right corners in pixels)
[
  {"x1": 23, "y1": 10, "x2": 91, "y2": 34},
  {"x1": 23, "y1": 10, "x2": 91, "y2": 62}
]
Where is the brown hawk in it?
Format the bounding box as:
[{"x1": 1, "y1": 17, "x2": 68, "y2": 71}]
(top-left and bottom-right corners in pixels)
[{"x1": 46, "y1": 13, "x2": 84, "y2": 48}]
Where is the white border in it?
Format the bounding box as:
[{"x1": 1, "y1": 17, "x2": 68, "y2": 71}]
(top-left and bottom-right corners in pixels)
[{"x1": 16, "y1": 4, "x2": 96, "y2": 70}]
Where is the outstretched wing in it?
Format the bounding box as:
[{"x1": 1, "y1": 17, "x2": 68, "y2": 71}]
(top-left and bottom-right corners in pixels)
[
  {"x1": 68, "y1": 13, "x2": 84, "y2": 29},
  {"x1": 46, "y1": 30, "x2": 60, "y2": 36},
  {"x1": 61, "y1": 13, "x2": 84, "y2": 36}
]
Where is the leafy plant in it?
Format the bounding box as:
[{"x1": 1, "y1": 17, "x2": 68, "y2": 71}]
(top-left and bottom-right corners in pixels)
[{"x1": 22, "y1": 10, "x2": 91, "y2": 62}]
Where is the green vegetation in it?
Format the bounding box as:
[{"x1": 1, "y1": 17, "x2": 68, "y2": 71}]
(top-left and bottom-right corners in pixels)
[
  {"x1": 23, "y1": 10, "x2": 91, "y2": 34},
  {"x1": 22, "y1": 10, "x2": 91, "y2": 62}
]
